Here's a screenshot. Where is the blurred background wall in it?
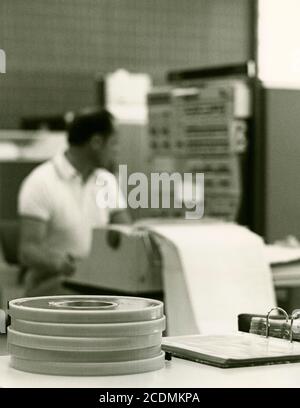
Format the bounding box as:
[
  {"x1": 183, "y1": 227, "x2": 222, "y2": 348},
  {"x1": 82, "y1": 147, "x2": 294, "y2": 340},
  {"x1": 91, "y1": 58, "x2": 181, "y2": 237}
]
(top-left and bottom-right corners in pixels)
[{"x1": 0, "y1": 0, "x2": 252, "y2": 128}]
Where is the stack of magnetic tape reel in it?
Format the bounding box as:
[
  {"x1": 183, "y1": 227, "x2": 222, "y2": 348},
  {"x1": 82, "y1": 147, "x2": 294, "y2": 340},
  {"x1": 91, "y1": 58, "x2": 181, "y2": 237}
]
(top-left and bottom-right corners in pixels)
[{"x1": 7, "y1": 295, "x2": 166, "y2": 376}]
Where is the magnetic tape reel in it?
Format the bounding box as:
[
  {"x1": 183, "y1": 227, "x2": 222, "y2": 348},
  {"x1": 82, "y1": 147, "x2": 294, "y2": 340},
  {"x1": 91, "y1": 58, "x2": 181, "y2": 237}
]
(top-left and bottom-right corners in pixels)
[
  {"x1": 9, "y1": 295, "x2": 164, "y2": 323},
  {"x1": 10, "y1": 316, "x2": 166, "y2": 337},
  {"x1": 10, "y1": 353, "x2": 165, "y2": 376},
  {"x1": 8, "y1": 295, "x2": 166, "y2": 376},
  {"x1": 8, "y1": 329, "x2": 162, "y2": 351}
]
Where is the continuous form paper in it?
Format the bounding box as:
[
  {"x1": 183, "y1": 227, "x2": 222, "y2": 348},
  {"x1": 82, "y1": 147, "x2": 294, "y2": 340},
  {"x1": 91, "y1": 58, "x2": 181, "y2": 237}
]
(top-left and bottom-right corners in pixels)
[{"x1": 145, "y1": 223, "x2": 276, "y2": 335}]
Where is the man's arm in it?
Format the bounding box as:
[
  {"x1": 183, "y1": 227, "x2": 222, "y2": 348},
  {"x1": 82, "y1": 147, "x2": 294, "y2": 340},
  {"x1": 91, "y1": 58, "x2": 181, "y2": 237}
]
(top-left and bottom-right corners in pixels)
[
  {"x1": 19, "y1": 217, "x2": 76, "y2": 277},
  {"x1": 0, "y1": 242, "x2": 20, "y2": 286}
]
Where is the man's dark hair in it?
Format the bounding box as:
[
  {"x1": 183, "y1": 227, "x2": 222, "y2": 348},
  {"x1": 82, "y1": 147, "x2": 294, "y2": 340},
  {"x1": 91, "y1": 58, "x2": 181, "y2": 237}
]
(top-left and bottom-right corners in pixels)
[{"x1": 67, "y1": 109, "x2": 114, "y2": 146}]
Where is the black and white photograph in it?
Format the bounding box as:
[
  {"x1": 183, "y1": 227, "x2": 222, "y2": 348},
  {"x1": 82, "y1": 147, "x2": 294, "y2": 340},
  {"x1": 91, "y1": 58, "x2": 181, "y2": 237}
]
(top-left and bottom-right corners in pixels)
[{"x1": 0, "y1": 0, "x2": 300, "y2": 395}]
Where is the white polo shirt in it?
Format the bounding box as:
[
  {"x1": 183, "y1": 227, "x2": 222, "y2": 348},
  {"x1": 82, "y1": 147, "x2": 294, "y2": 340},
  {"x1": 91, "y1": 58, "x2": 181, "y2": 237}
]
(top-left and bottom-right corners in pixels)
[{"x1": 18, "y1": 151, "x2": 126, "y2": 258}]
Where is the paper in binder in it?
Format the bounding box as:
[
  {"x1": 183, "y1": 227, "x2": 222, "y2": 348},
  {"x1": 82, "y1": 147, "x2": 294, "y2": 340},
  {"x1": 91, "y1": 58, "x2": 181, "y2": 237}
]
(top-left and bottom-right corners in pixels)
[{"x1": 162, "y1": 307, "x2": 300, "y2": 368}]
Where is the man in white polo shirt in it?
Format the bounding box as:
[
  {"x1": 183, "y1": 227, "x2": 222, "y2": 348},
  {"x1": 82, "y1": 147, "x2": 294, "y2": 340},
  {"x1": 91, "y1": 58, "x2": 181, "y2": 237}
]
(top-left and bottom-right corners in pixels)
[{"x1": 18, "y1": 109, "x2": 130, "y2": 296}]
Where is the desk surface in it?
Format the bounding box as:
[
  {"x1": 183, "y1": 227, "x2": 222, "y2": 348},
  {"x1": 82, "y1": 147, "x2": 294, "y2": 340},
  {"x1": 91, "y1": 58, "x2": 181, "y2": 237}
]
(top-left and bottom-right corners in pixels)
[{"x1": 1, "y1": 355, "x2": 300, "y2": 388}]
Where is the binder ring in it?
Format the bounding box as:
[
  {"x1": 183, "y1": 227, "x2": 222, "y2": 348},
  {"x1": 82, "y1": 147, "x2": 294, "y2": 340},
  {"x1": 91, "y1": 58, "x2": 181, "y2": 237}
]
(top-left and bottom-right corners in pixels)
[
  {"x1": 265, "y1": 307, "x2": 289, "y2": 339},
  {"x1": 290, "y1": 309, "x2": 300, "y2": 343}
]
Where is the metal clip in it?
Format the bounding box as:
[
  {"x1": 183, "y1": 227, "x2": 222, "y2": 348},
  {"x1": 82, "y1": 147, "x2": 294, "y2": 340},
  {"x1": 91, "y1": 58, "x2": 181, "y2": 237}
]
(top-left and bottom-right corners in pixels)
[{"x1": 265, "y1": 307, "x2": 289, "y2": 339}]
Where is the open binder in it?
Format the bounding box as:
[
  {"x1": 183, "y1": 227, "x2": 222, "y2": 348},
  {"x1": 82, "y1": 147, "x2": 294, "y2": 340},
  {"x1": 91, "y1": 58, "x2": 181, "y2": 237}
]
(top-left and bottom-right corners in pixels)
[{"x1": 162, "y1": 307, "x2": 300, "y2": 368}]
